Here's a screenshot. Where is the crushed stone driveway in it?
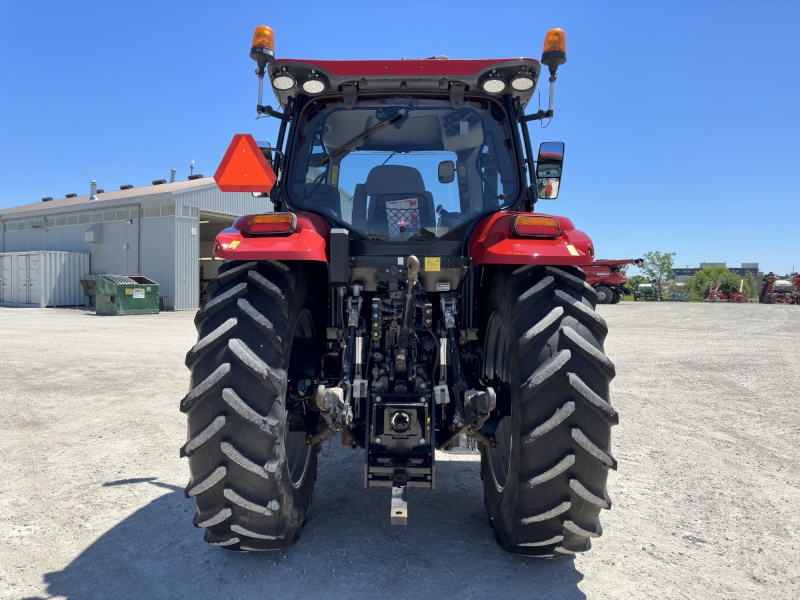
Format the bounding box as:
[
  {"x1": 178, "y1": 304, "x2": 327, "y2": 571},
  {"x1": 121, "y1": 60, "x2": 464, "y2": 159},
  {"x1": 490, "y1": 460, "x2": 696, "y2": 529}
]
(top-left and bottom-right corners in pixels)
[{"x1": 0, "y1": 302, "x2": 798, "y2": 599}]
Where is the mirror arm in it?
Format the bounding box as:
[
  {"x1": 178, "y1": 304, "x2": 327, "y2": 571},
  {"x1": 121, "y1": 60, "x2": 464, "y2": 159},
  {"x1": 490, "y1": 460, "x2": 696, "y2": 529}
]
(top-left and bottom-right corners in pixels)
[
  {"x1": 519, "y1": 109, "x2": 553, "y2": 122},
  {"x1": 257, "y1": 104, "x2": 290, "y2": 121}
]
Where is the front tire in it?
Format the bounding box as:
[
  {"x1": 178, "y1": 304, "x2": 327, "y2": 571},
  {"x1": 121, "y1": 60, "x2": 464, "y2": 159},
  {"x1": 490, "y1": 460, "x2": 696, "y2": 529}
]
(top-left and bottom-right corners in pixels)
[
  {"x1": 480, "y1": 265, "x2": 618, "y2": 558},
  {"x1": 180, "y1": 260, "x2": 321, "y2": 551},
  {"x1": 595, "y1": 285, "x2": 613, "y2": 304}
]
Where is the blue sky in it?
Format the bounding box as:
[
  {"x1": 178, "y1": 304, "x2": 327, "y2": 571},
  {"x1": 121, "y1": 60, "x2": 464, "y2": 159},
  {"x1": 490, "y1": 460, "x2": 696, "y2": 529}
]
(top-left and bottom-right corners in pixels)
[{"x1": 1, "y1": 1, "x2": 798, "y2": 273}]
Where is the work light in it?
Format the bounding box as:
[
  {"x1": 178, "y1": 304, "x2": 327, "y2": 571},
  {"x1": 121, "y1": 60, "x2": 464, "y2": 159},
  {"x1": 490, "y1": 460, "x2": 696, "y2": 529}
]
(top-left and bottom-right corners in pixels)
[
  {"x1": 272, "y1": 72, "x2": 296, "y2": 91},
  {"x1": 302, "y1": 74, "x2": 326, "y2": 94},
  {"x1": 481, "y1": 75, "x2": 506, "y2": 94},
  {"x1": 510, "y1": 71, "x2": 535, "y2": 91}
]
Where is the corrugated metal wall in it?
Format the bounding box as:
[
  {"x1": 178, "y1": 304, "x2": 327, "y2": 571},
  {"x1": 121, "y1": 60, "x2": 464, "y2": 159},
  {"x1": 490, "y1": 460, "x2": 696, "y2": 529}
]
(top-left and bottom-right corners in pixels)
[
  {"x1": 139, "y1": 215, "x2": 177, "y2": 310},
  {"x1": 92, "y1": 220, "x2": 140, "y2": 275},
  {"x1": 39, "y1": 251, "x2": 90, "y2": 307},
  {"x1": 174, "y1": 216, "x2": 200, "y2": 310},
  {"x1": 0, "y1": 205, "x2": 141, "y2": 276},
  {"x1": 0, "y1": 251, "x2": 89, "y2": 307},
  {"x1": 176, "y1": 187, "x2": 272, "y2": 215}
]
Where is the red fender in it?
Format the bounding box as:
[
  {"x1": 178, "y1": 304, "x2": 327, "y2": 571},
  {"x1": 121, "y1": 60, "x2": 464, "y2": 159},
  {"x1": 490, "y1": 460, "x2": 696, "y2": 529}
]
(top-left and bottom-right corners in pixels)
[
  {"x1": 214, "y1": 211, "x2": 330, "y2": 262},
  {"x1": 470, "y1": 212, "x2": 594, "y2": 266}
]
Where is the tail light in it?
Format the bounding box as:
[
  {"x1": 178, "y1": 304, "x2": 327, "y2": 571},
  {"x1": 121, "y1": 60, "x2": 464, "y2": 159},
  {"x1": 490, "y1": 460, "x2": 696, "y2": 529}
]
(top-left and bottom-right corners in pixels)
[
  {"x1": 513, "y1": 215, "x2": 561, "y2": 238},
  {"x1": 248, "y1": 213, "x2": 296, "y2": 235}
]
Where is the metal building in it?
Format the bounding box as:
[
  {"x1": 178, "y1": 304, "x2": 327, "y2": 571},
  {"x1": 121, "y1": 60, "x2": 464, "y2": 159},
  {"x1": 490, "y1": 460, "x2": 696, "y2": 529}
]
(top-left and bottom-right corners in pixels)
[{"x1": 0, "y1": 179, "x2": 270, "y2": 310}]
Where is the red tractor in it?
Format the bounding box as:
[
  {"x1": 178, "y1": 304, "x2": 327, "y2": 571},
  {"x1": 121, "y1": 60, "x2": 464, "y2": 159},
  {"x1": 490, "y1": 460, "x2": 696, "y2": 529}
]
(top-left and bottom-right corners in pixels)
[
  {"x1": 181, "y1": 26, "x2": 617, "y2": 558},
  {"x1": 584, "y1": 258, "x2": 643, "y2": 304}
]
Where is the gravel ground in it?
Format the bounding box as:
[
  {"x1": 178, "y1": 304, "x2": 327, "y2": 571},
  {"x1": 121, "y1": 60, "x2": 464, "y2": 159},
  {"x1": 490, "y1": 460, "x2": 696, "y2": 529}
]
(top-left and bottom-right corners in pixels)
[{"x1": 0, "y1": 302, "x2": 798, "y2": 599}]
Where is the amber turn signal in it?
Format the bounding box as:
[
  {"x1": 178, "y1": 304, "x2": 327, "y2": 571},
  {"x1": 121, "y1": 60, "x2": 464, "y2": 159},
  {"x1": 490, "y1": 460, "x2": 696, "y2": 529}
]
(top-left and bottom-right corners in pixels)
[
  {"x1": 248, "y1": 213, "x2": 296, "y2": 235},
  {"x1": 513, "y1": 215, "x2": 561, "y2": 238}
]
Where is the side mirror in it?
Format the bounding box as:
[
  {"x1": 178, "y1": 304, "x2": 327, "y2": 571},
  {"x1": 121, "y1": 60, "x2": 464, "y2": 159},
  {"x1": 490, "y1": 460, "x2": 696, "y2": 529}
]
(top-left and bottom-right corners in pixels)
[
  {"x1": 536, "y1": 141, "x2": 565, "y2": 199},
  {"x1": 438, "y1": 160, "x2": 455, "y2": 184}
]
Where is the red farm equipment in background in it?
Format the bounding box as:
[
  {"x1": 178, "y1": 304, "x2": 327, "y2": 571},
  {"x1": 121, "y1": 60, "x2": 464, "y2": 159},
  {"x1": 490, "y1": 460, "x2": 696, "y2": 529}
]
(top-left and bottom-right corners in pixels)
[
  {"x1": 727, "y1": 279, "x2": 749, "y2": 303},
  {"x1": 583, "y1": 258, "x2": 644, "y2": 304},
  {"x1": 759, "y1": 272, "x2": 799, "y2": 304},
  {"x1": 707, "y1": 279, "x2": 749, "y2": 303},
  {"x1": 706, "y1": 282, "x2": 729, "y2": 302}
]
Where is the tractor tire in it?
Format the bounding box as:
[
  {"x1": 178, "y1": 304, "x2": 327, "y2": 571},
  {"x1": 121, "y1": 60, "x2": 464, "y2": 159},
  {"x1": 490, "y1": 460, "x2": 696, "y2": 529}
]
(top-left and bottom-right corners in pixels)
[
  {"x1": 479, "y1": 265, "x2": 618, "y2": 558},
  {"x1": 180, "y1": 260, "x2": 321, "y2": 552},
  {"x1": 595, "y1": 285, "x2": 613, "y2": 305},
  {"x1": 610, "y1": 290, "x2": 623, "y2": 304}
]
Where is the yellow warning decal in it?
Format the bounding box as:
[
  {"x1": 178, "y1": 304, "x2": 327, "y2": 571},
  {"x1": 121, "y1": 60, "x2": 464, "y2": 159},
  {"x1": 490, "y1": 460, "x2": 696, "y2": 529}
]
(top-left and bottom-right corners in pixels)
[
  {"x1": 566, "y1": 244, "x2": 579, "y2": 256},
  {"x1": 331, "y1": 165, "x2": 339, "y2": 188},
  {"x1": 425, "y1": 257, "x2": 440, "y2": 271},
  {"x1": 125, "y1": 288, "x2": 133, "y2": 295},
  {"x1": 229, "y1": 240, "x2": 241, "y2": 249}
]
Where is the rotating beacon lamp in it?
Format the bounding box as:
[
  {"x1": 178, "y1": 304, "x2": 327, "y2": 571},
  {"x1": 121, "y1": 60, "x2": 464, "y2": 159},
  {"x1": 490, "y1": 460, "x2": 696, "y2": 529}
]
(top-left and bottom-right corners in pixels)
[
  {"x1": 540, "y1": 28, "x2": 567, "y2": 118},
  {"x1": 250, "y1": 25, "x2": 275, "y2": 109}
]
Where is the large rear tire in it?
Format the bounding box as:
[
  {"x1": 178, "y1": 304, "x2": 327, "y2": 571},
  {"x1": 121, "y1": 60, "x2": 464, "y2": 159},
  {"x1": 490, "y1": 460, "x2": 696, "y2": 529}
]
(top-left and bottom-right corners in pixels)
[
  {"x1": 181, "y1": 260, "x2": 321, "y2": 551},
  {"x1": 480, "y1": 265, "x2": 618, "y2": 558}
]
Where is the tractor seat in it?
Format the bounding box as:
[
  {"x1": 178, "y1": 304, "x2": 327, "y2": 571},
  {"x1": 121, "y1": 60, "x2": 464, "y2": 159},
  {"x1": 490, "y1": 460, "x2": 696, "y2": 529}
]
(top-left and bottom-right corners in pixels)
[
  {"x1": 292, "y1": 182, "x2": 342, "y2": 219},
  {"x1": 351, "y1": 165, "x2": 435, "y2": 236}
]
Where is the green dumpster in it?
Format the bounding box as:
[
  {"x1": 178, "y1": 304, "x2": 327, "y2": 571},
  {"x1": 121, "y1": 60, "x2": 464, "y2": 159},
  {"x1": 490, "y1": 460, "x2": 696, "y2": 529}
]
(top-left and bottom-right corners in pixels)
[{"x1": 96, "y1": 275, "x2": 160, "y2": 315}]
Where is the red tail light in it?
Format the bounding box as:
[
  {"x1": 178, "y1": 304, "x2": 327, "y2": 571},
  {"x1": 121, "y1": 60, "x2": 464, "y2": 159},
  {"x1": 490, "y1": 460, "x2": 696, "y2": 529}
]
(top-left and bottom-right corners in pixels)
[
  {"x1": 248, "y1": 213, "x2": 296, "y2": 235},
  {"x1": 513, "y1": 215, "x2": 561, "y2": 238}
]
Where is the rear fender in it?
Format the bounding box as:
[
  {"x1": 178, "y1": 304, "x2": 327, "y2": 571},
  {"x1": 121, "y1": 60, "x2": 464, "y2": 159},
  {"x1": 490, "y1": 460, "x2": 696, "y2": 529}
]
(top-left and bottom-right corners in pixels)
[
  {"x1": 214, "y1": 211, "x2": 330, "y2": 262},
  {"x1": 469, "y1": 212, "x2": 594, "y2": 266}
]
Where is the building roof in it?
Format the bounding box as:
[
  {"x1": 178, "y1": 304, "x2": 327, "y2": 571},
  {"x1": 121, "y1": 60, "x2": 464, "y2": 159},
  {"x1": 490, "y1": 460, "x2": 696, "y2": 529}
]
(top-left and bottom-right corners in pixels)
[{"x1": 0, "y1": 178, "x2": 216, "y2": 218}]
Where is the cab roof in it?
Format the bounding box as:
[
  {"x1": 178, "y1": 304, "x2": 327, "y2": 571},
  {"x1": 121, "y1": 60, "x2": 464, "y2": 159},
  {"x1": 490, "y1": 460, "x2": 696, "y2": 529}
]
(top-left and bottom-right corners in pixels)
[{"x1": 269, "y1": 57, "x2": 542, "y2": 109}]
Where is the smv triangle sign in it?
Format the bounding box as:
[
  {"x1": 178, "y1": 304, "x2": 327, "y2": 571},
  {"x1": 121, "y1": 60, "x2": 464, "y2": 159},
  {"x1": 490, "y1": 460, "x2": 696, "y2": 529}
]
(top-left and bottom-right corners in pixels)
[{"x1": 214, "y1": 134, "x2": 277, "y2": 193}]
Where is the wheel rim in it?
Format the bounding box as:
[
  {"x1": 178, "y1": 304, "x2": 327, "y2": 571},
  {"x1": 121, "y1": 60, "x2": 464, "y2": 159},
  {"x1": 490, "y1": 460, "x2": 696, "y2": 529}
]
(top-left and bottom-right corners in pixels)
[
  {"x1": 484, "y1": 312, "x2": 511, "y2": 492},
  {"x1": 285, "y1": 309, "x2": 314, "y2": 489},
  {"x1": 597, "y1": 289, "x2": 607, "y2": 302}
]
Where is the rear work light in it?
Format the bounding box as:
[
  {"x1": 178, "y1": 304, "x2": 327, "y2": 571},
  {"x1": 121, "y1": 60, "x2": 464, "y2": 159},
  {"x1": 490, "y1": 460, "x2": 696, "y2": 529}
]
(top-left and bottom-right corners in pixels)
[
  {"x1": 513, "y1": 215, "x2": 561, "y2": 238},
  {"x1": 247, "y1": 213, "x2": 296, "y2": 235}
]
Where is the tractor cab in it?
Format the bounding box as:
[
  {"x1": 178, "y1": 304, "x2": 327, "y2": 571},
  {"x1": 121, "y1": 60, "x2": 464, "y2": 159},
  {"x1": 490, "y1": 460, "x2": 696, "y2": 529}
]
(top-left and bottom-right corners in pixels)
[{"x1": 258, "y1": 55, "x2": 560, "y2": 247}]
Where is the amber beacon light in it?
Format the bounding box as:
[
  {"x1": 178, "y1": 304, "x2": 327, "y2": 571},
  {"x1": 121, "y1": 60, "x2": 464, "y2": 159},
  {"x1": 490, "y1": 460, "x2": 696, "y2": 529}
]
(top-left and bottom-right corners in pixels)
[
  {"x1": 250, "y1": 26, "x2": 276, "y2": 110},
  {"x1": 541, "y1": 28, "x2": 567, "y2": 70},
  {"x1": 250, "y1": 26, "x2": 275, "y2": 64}
]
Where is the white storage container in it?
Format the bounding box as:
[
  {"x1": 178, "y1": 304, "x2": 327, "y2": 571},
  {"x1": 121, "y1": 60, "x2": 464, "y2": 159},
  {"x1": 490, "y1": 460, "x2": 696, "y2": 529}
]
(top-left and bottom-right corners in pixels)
[{"x1": 0, "y1": 251, "x2": 90, "y2": 307}]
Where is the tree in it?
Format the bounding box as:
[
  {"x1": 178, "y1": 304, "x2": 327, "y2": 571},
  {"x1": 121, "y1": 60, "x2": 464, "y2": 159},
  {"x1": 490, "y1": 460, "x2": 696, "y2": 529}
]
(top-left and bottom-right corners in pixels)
[
  {"x1": 624, "y1": 275, "x2": 647, "y2": 296},
  {"x1": 641, "y1": 251, "x2": 676, "y2": 300},
  {"x1": 743, "y1": 271, "x2": 757, "y2": 299},
  {"x1": 686, "y1": 266, "x2": 742, "y2": 299}
]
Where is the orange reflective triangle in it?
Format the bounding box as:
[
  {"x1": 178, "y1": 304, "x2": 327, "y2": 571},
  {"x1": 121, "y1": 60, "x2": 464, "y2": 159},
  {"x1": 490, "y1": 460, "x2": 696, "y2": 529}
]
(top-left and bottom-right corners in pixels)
[{"x1": 214, "y1": 134, "x2": 277, "y2": 192}]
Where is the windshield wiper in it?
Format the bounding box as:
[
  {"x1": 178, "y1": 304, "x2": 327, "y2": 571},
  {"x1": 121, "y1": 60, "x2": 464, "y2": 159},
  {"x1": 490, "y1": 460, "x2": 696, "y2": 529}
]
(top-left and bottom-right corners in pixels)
[{"x1": 314, "y1": 109, "x2": 408, "y2": 168}]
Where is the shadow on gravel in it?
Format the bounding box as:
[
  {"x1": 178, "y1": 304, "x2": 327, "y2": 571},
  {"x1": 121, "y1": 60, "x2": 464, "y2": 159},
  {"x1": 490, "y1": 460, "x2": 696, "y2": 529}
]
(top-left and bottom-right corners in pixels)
[{"x1": 44, "y1": 445, "x2": 585, "y2": 600}]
